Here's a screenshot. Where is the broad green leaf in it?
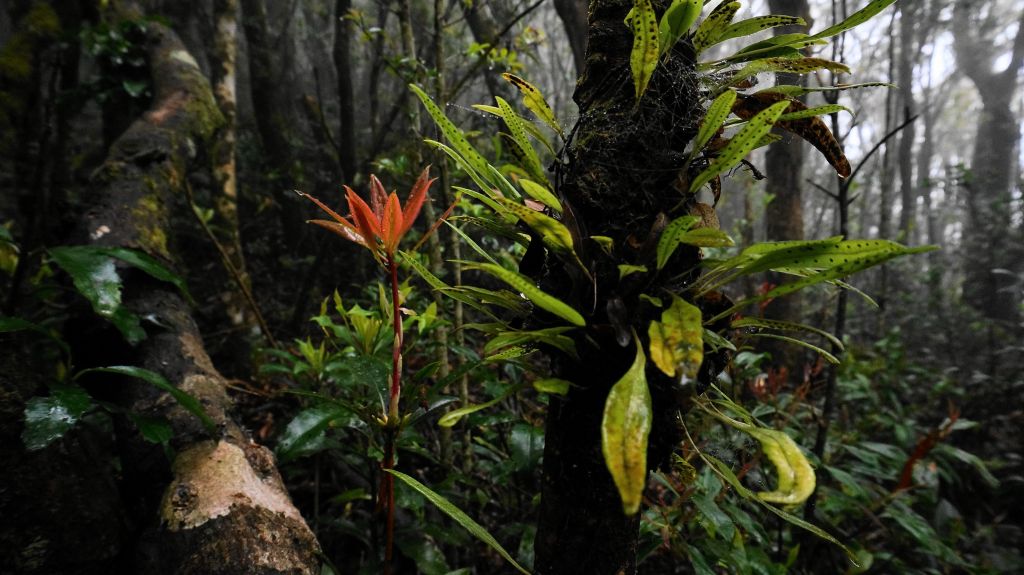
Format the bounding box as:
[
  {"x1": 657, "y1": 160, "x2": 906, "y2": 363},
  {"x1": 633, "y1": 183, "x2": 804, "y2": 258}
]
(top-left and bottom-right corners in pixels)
[
  {"x1": 692, "y1": 89, "x2": 737, "y2": 157},
  {"x1": 277, "y1": 405, "x2": 352, "y2": 463},
  {"x1": 437, "y1": 384, "x2": 524, "y2": 427},
  {"x1": 495, "y1": 198, "x2": 586, "y2": 271},
  {"x1": 0, "y1": 316, "x2": 70, "y2": 356},
  {"x1": 484, "y1": 344, "x2": 536, "y2": 362},
  {"x1": 717, "y1": 15, "x2": 805, "y2": 44},
  {"x1": 425, "y1": 142, "x2": 503, "y2": 211},
  {"x1": 473, "y1": 104, "x2": 558, "y2": 156},
  {"x1": 518, "y1": 179, "x2": 562, "y2": 213},
  {"x1": 759, "y1": 81, "x2": 894, "y2": 98},
  {"x1": 601, "y1": 334, "x2": 652, "y2": 515},
  {"x1": 731, "y1": 316, "x2": 843, "y2": 349},
  {"x1": 21, "y1": 383, "x2": 92, "y2": 450},
  {"x1": 659, "y1": 0, "x2": 703, "y2": 56},
  {"x1": 689, "y1": 100, "x2": 790, "y2": 194},
  {"x1": 647, "y1": 294, "x2": 703, "y2": 379},
  {"x1": 484, "y1": 327, "x2": 577, "y2": 357},
  {"x1": 729, "y1": 58, "x2": 851, "y2": 87},
  {"x1": 533, "y1": 378, "x2": 572, "y2": 395},
  {"x1": 778, "y1": 104, "x2": 851, "y2": 122},
  {"x1": 502, "y1": 73, "x2": 564, "y2": 139},
  {"x1": 486, "y1": 164, "x2": 522, "y2": 200},
  {"x1": 808, "y1": 0, "x2": 897, "y2": 41},
  {"x1": 410, "y1": 84, "x2": 491, "y2": 178},
  {"x1": 77, "y1": 365, "x2": 215, "y2": 432},
  {"x1": 656, "y1": 215, "x2": 700, "y2": 269},
  {"x1": 693, "y1": 1, "x2": 741, "y2": 54},
  {"x1": 591, "y1": 235, "x2": 614, "y2": 255},
  {"x1": 723, "y1": 32, "x2": 822, "y2": 63},
  {"x1": 464, "y1": 262, "x2": 585, "y2": 326},
  {"x1": 934, "y1": 444, "x2": 1000, "y2": 489},
  {"x1": 100, "y1": 247, "x2": 193, "y2": 304},
  {"x1": 399, "y1": 250, "x2": 449, "y2": 291},
  {"x1": 495, "y1": 97, "x2": 546, "y2": 183},
  {"x1": 677, "y1": 227, "x2": 735, "y2": 248},
  {"x1": 707, "y1": 414, "x2": 816, "y2": 504},
  {"x1": 702, "y1": 452, "x2": 854, "y2": 559},
  {"x1": 702, "y1": 327, "x2": 736, "y2": 352},
  {"x1": 618, "y1": 264, "x2": 648, "y2": 279},
  {"x1": 629, "y1": 0, "x2": 660, "y2": 101},
  {"x1": 387, "y1": 469, "x2": 531, "y2": 574},
  {"x1": 49, "y1": 246, "x2": 145, "y2": 344},
  {"x1": 129, "y1": 414, "x2": 174, "y2": 445},
  {"x1": 758, "y1": 244, "x2": 937, "y2": 300}
]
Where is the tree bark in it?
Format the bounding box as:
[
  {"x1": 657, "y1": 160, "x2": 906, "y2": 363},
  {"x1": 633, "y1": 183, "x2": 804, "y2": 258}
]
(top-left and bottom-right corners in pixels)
[
  {"x1": 209, "y1": 0, "x2": 256, "y2": 331},
  {"x1": 533, "y1": 0, "x2": 702, "y2": 572},
  {"x1": 896, "y1": 2, "x2": 917, "y2": 240},
  {"x1": 952, "y1": 1, "x2": 1024, "y2": 330},
  {"x1": 240, "y1": 0, "x2": 306, "y2": 249},
  {"x1": 553, "y1": 0, "x2": 588, "y2": 76},
  {"x1": 333, "y1": 0, "x2": 357, "y2": 181},
  {"x1": 762, "y1": 0, "x2": 811, "y2": 372},
  {"x1": 77, "y1": 21, "x2": 320, "y2": 574}
]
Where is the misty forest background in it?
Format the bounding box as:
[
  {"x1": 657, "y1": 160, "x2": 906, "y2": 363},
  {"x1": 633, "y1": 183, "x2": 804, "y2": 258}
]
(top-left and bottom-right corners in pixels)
[{"x1": 1, "y1": 0, "x2": 1023, "y2": 573}]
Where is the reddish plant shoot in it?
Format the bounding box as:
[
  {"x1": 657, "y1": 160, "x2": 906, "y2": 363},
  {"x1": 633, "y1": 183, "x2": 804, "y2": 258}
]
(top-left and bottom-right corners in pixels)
[{"x1": 299, "y1": 166, "x2": 436, "y2": 574}]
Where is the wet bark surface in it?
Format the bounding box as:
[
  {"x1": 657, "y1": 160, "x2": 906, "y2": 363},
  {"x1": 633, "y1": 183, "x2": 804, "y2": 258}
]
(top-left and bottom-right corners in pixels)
[
  {"x1": 533, "y1": 0, "x2": 702, "y2": 572},
  {"x1": 2, "y1": 19, "x2": 321, "y2": 575}
]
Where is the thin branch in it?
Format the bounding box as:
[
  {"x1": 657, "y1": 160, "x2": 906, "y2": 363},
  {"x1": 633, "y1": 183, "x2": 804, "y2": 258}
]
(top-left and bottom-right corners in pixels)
[
  {"x1": 448, "y1": 0, "x2": 547, "y2": 100},
  {"x1": 806, "y1": 178, "x2": 839, "y2": 201},
  {"x1": 846, "y1": 113, "x2": 918, "y2": 185},
  {"x1": 184, "y1": 181, "x2": 280, "y2": 350}
]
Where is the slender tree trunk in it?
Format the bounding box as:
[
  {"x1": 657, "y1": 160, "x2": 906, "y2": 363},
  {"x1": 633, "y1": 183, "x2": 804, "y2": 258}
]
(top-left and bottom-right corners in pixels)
[
  {"x1": 334, "y1": 0, "x2": 357, "y2": 181},
  {"x1": 896, "y1": 2, "x2": 917, "y2": 240},
  {"x1": 553, "y1": 0, "x2": 588, "y2": 76},
  {"x1": 762, "y1": 0, "x2": 811, "y2": 372},
  {"x1": 240, "y1": 0, "x2": 305, "y2": 249},
  {"x1": 210, "y1": 0, "x2": 254, "y2": 331},
  {"x1": 533, "y1": 0, "x2": 702, "y2": 572}
]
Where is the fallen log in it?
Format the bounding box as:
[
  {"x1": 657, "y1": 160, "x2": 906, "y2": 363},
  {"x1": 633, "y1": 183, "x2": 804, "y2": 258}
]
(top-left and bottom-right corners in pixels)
[{"x1": 75, "y1": 20, "x2": 320, "y2": 575}]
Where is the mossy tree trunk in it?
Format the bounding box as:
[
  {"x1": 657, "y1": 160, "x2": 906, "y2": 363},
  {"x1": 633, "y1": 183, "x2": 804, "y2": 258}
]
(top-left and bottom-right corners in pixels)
[
  {"x1": 533, "y1": 0, "x2": 703, "y2": 572},
  {"x1": 74, "y1": 19, "x2": 320, "y2": 574}
]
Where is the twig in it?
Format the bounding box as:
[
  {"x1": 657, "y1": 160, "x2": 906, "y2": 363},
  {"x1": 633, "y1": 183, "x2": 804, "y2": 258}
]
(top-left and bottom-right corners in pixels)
[
  {"x1": 448, "y1": 0, "x2": 547, "y2": 100},
  {"x1": 184, "y1": 181, "x2": 280, "y2": 349}
]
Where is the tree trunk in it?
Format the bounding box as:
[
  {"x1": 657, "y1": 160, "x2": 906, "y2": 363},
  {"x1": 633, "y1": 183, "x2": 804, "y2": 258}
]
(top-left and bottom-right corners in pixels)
[
  {"x1": 76, "y1": 21, "x2": 320, "y2": 573},
  {"x1": 952, "y1": 1, "x2": 1024, "y2": 331},
  {"x1": 533, "y1": 0, "x2": 702, "y2": 572},
  {"x1": 553, "y1": 0, "x2": 588, "y2": 76},
  {"x1": 896, "y1": 2, "x2": 917, "y2": 241},
  {"x1": 762, "y1": 0, "x2": 811, "y2": 372},
  {"x1": 210, "y1": 0, "x2": 255, "y2": 331},
  {"x1": 240, "y1": 0, "x2": 305, "y2": 249},
  {"x1": 333, "y1": 0, "x2": 357, "y2": 181}
]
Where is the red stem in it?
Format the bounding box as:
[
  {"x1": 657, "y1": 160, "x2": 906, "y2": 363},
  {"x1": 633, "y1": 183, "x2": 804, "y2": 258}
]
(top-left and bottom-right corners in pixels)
[
  {"x1": 383, "y1": 254, "x2": 403, "y2": 574},
  {"x1": 388, "y1": 254, "x2": 403, "y2": 420}
]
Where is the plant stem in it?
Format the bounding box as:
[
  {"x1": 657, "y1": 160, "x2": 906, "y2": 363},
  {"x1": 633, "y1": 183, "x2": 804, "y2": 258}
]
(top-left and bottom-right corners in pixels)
[
  {"x1": 388, "y1": 254, "x2": 403, "y2": 421},
  {"x1": 383, "y1": 253, "x2": 403, "y2": 574}
]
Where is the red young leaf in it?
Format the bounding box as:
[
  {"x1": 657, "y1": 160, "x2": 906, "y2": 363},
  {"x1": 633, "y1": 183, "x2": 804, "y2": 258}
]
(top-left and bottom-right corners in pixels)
[
  {"x1": 297, "y1": 191, "x2": 349, "y2": 225},
  {"x1": 309, "y1": 219, "x2": 367, "y2": 247},
  {"x1": 346, "y1": 186, "x2": 382, "y2": 247},
  {"x1": 383, "y1": 192, "x2": 404, "y2": 253},
  {"x1": 401, "y1": 166, "x2": 435, "y2": 236},
  {"x1": 369, "y1": 174, "x2": 388, "y2": 219}
]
